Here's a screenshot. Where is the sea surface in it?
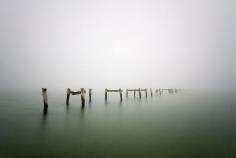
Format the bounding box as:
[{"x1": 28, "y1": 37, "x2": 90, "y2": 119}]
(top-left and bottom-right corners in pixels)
[{"x1": 0, "y1": 90, "x2": 235, "y2": 158}]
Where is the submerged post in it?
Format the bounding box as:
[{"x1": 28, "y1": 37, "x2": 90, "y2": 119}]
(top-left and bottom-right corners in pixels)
[
  {"x1": 150, "y1": 88, "x2": 152, "y2": 97},
  {"x1": 80, "y1": 88, "x2": 86, "y2": 107},
  {"x1": 89, "y1": 88, "x2": 92, "y2": 103},
  {"x1": 145, "y1": 88, "x2": 147, "y2": 98},
  {"x1": 134, "y1": 90, "x2": 136, "y2": 97},
  {"x1": 139, "y1": 88, "x2": 141, "y2": 99},
  {"x1": 42, "y1": 88, "x2": 48, "y2": 112},
  {"x1": 126, "y1": 89, "x2": 128, "y2": 98},
  {"x1": 105, "y1": 88, "x2": 107, "y2": 100},
  {"x1": 66, "y1": 88, "x2": 70, "y2": 105},
  {"x1": 119, "y1": 88, "x2": 122, "y2": 101}
]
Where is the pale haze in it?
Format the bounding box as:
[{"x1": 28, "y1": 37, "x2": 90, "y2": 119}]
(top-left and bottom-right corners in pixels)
[{"x1": 0, "y1": 0, "x2": 236, "y2": 92}]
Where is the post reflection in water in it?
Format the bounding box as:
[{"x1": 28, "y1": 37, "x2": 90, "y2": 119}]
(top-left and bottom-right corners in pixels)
[
  {"x1": 41, "y1": 110, "x2": 48, "y2": 130},
  {"x1": 80, "y1": 106, "x2": 85, "y2": 119}
]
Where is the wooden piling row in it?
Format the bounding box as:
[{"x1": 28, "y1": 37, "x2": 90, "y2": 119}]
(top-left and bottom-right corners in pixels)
[
  {"x1": 42, "y1": 87, "x2": 181, "y2": 112},
  {"x1": 155, "y1": 88, "x2": 182, "y2": 95},
  {"x1": 126, "y1": 88, "x2": 152, "y2": 98}
]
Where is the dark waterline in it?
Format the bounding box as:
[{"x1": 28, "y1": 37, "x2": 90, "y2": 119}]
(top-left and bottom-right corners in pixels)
[{"x1": 0, "y1": 91, "x2": 235, "y2": 158}]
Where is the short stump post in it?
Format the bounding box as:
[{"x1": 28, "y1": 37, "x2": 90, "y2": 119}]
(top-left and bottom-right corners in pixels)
[{"x1": 42, "y1": 88, "x2": 48, "y2": 113}]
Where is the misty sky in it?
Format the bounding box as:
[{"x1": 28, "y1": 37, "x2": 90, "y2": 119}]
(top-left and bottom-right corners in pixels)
[{"x1": 0, "y1": 0, "x2": 236, "y2": 91}]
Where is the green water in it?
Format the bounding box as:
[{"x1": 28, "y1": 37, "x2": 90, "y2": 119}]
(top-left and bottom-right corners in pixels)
[{"x1": 0, "y1": 91, "x2": 235, "y2": 158}]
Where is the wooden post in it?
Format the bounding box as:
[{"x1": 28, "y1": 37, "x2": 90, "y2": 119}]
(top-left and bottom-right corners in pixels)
[
  {"x1": 134, "y1": 90, "x2": 136, "y2": 97},
  {"x1": 145, "y1": 88, "x2": 147, "y2": 97},
  {"x1": 105, "y1": 88, "x2": 107, "y2": 100},
  {"x1": 89, "y1": 88, "x2": 92, "y2": 103},
  {"x1": 80, "y1": 88, "x2": 85, "y2": 107},
  {"x1": 42, "y1": 88, "x2": 48, "y2": 112},
  {"x1": 139, "y1": 88, "x2": 141, "y2": 99},
  {"x1": 66, "y1": 88, "x2": 70, "y2": 105},
  {"x1": 150, "y1": 88, "x2": 152, "y2": 97},
  {"x1": 119, "y1": 88, "x2": 122, "y2": 101},
  {"x1": 126, "y1": 89, "x2": 128, "y2": 98}
]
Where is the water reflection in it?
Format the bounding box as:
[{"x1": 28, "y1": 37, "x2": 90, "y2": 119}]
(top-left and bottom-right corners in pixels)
[
  {"x1": 80, "y1": 106, "x2": 85, "y2": 119},
  {"x1": 105, "y1": 100, "x2": 108, "y2": 105},
  {"x1": 41, "y1": 110, "x2": 48, "y2": 130},
  {"x1": 66, "y1": 104, "x2": 70, "y2": 114}
]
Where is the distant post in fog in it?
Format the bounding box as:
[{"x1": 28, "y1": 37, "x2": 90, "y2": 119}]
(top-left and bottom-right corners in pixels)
[
  {"x1": 89, "y1": 88, "x2": 92, "y2": 103},
  {"x1": 145, "y1": 88, "x2": 147, "y2": 98}
]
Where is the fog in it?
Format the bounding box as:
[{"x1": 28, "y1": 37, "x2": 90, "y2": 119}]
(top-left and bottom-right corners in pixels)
[{"x1": 0, "y1": 0, "x2": 236, "y2": 92}]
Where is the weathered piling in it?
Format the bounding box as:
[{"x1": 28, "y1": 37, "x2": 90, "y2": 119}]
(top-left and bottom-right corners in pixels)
[
  {"x1": 105, "y1": 88, "x2": 123, "y2": 101},
  {"x1": 66, "y1": 88, "x2": 70, "y2": 105},
  {"x1": 145, "y1": 88, "x2": 147, "y2": 97},
  {"x1": 89, "y1": 88, "x2": 92, "y2": 103},
  {"x1": 105, "y1": 88, "x2": 108, "y2": 100},
  {"x1": 42, "y1": 88, "x2": 48, "y2": 112},
  {"x1": 81, "y1": 88, "x2": 86, "y2": 107},
  {"x1": 139, "y1": 88, "x2": 141, "y2": 99},
  {"x1": 134, "y1": 90, "x2": 136, "y2": 97},
  {"x1": 126, "y1": 89, "x2": 128, "y2": 98},
  {"x1": 150, "y1": 88, "x2": 153, "y2": 97},
  {"x1": 119, "y1": 88, "x2": 122, "y2": 101}
]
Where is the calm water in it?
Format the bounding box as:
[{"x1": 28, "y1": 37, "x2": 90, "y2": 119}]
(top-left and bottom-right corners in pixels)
[{"x1": 0, "y1": 91, "x2": 235, "y2": 158}]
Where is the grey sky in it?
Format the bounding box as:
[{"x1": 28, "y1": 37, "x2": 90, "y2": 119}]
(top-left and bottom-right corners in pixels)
[{"x1": 0, "y1": 0, "x2": 236, "y2": 91}]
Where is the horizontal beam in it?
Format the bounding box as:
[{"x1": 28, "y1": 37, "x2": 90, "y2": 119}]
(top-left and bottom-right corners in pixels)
[
  {"x1": 70, "y1": 91, "x2": 81, "y2": 95},
  {"x1": 106, "y1": 89, "x2": 122, "y2": 92}
]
